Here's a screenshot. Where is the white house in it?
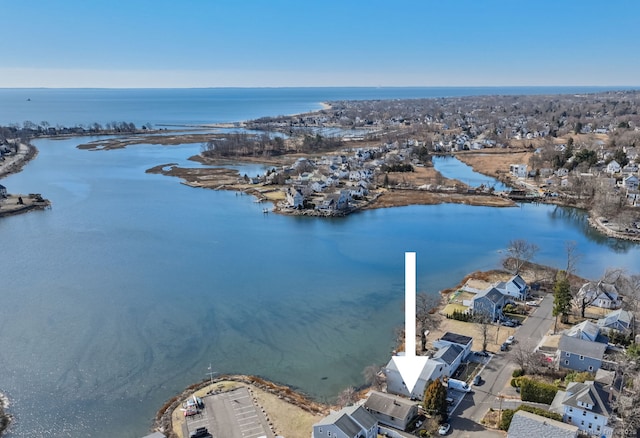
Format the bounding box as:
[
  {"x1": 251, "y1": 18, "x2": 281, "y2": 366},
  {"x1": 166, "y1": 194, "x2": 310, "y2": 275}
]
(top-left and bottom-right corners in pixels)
[
  {"x1": 494, "y1": 274, "x2": 529, "y2": 300},
  {"x1": 577, "y1": 282, "x2": 622, "y2": 310},
  {"x1": 550, "y1": 380, "x2": 613, "y2": 437},
  {"x1": 285, "y1": 187, "x2": 304, "y2": 209},
  {"x1": 509, "y1": 164, "x2": 528, "y2": 178},
  {"x1": 606, "y1": 160, "x2": 621, "y2": 174},
  {"x1": 312, "y1": 405, "x2": 378, "y2": 438},
  {"x1": 432, "y1": 332, "x2": 473, "y2": 360},
  {"x1": 384, "y1": 356, "x2": 448, "y2": 400}
]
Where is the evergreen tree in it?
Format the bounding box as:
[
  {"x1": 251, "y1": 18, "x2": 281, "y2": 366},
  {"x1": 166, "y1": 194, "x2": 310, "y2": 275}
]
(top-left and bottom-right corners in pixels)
[
  {"x1": 553, "y1": 270, "x2": 572, "y2": 330},
  {"x1": 423, "y1": 378, "x2": 448, "y2": 421}
]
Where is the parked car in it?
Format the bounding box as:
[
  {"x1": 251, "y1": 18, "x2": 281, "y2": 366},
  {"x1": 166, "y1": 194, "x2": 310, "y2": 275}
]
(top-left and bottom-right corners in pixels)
[
  {"x1": 526, "y1": 301, "x2": 539, "y2": 306},
  {"x1": 500, "y1": 342, "x2": 508, "y2": 351},
  {"x1": 438, "y1": 423, "x2": 451, "y2": 435},
  {"x1": 475, "y1": 350, "x2": 489, "y2": 357},
  {"x1": 501, "y1": 320, "x2": 516, "y2": 327},
  {"x1": 473, "y1": 374, "x2": 482, "y2": 385},
  {"x1": 505, "y1": 335, "x2": 515, "y2": 345},
  {"x1": 446, "y1": 396, "x2": 455, "y2": 405},
  {"x1": 190, "y1": 428, "x2": 211, "y2": 438}
]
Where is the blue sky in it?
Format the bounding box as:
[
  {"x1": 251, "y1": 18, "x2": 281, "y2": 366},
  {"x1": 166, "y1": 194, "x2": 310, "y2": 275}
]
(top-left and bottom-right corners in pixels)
[{"x1": 1, "y1": 0, "x2": 638, "y2": 87}]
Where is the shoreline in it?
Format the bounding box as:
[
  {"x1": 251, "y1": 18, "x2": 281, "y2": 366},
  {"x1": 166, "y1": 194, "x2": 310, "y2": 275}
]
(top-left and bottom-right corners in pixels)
[
  {"x1": 0, "y1": 391, "x2": 11, "y2": 438},
  {"x1": 152, "y1": 261, "x2": 575, "y2": 438},
  {"x1": 152, "y1": 374, "x2": 328, "y2": 438}
]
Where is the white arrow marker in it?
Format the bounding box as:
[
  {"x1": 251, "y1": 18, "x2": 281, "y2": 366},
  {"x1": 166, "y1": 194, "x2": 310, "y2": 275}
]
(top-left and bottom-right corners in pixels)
[{"x1": 391, "y1": 252, "x2": 429, "y2": 395}]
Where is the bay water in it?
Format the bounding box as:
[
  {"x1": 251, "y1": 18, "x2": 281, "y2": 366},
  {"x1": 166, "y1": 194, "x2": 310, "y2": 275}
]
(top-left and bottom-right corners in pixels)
[{"x1": 1, "y1": 88, "x2": 639, "y2": 437}]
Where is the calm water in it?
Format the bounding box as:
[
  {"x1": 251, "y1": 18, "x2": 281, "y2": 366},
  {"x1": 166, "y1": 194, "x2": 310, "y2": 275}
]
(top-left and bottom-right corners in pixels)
[
  {"x1": 0, "y1": 86, "x2": 628, "y2": 127},
  {"x1": 1, "y1": 88, "x2": 639, "y2": 437}
]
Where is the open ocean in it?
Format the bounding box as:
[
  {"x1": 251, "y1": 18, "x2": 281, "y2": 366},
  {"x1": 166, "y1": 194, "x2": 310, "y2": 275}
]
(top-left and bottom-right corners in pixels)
[{"x1": 1, "y1": 87, "x2": 639, "y2": 437}]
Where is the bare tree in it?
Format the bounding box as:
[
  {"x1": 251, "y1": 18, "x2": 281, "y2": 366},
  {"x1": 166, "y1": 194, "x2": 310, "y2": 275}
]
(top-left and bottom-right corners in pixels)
[
  {"x1": 416, "y1": 292, "x2": 441, "y2": 352},
  {"x1": 336, "y1": 386, "x2": 358, "y2": 407},
  {"x1": 564, "y1": 240, "x2": 581, "y2": 277},
  {"x1": 511, "y1": 341, "x2": 546, "y2": 374},
  {"x1": 362, "y1": 364, "x2": 385, "y2": 391},
  {"x1": 503, "y1": 239, "x2": 539, "y2": 274},
  {"x1": 474, "y1": 312, "x2": 492, "y2": 352}
]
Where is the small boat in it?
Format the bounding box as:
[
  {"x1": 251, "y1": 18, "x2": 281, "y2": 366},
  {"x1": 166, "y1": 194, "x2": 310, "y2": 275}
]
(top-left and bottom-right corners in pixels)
[{"x1": 262, "y1": 208, "x2": 269, "y2": 214}]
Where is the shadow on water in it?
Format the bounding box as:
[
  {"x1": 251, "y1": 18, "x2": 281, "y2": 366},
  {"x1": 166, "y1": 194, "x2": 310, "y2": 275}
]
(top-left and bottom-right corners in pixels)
[{"x1": 547, "y1": 205, "x2": 635, "y2": 253}]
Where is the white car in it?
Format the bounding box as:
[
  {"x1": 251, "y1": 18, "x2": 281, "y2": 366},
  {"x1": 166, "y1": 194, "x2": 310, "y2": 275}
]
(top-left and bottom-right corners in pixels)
[
  {"x1": 505, "y1": 335, "x2": 515, "y2": 345},
  {"x1": 526, "y1": 301, "x2": 539, "y2": 306},
  {"x1": 438, "y1": 423, "x2": 451, "y2": 435}
]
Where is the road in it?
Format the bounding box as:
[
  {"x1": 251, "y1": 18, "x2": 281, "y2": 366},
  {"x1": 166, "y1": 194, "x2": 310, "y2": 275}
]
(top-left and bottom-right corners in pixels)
[{"x1": 448, "y1": 293, "x2": 555, "y2": 437}]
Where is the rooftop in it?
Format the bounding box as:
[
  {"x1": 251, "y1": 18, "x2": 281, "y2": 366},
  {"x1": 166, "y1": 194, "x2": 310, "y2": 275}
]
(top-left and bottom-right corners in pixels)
[
  {"x1": 440, "y1": 332, "x2": 473, "y2": 346},
  {"x1": 507, "y1": 410, "x2": 578, "y2": 438}
]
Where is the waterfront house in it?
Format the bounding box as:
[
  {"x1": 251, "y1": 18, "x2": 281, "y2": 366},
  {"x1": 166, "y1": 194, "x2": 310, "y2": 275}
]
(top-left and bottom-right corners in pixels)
[
  {"x1": 432, "y1": 332, "x2": 473, "y2": 360},
  {"x1": 549, "y1": 380, "x2": 613, "y2": 437},
  {"x1": 364, "y1": 391, "x2": 418, "y2": 431},
  {"x1": 597, "y1": 309, "x2": 634, "y2": 334},
  {"x1": 384, "y1": 356, "x2": 447, "y2": 400},
  {"x1": 471, "y1": 287, "x2": 508, "y2": 322},
  {"x1": 285, "y1": 187, "x2": 304, "y2": 209},
  {"x1": 509, "y1": 164, "x2": 528, "y2": 178},
  {"x1": 494, "y1": 274, "x2": 529, "y2": 300},
  {"x1": 556, "y1": 335, "x2": 606, "y2": 372},
  {"x1": 507, "y1": 410, "x2": 578, "y2": 438},
  {"x1": 577, "y1": 282, "x2": 622, "y2": 310},
  {"x1": 312, "y1": 405, "x2": 378, "y2": 438}
]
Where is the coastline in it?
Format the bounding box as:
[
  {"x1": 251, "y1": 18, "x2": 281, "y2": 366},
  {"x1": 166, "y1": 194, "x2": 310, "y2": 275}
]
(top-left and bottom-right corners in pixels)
[{"x1": 0, "y1": 392, "x2": 11, "y2": 438}]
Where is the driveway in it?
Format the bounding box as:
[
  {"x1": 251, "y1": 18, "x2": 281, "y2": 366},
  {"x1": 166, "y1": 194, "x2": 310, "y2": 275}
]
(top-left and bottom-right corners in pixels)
[{"x1": 447, "y1": 293, "x2": 555, "y2": 437}]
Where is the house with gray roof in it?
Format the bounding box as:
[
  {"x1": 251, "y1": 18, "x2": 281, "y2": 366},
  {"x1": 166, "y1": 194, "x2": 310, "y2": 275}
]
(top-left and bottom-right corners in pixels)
[
  {"x1": 598, "y1": 309, "x2": 634, "y2": 334},
  {"x1": 564, "y1": 320, "x2": 608, "y2": 344},
  {"x1": 432, "y1": 332, "x2": 473, "y2": 360},
  {"x1": 312, "y1": 405, "x2": 377, "y2": 438},
  {"x1": 578, "y1": 282, "x2": 622, "y2": 309},
  {"x1": 556, "y1": 335, "x2": 607, "y2": 372},
  {"x1": 471, "y1": 287, "x2": 508, "y2": 321},
  {"x1": 384, "y1": 356, "x2": 447, "y2": 400},
  {"x1": 550, "y1": 380, "x2": 613, "y2": 437},
  {"x1": 494, "y1": 274, "x2": 529, "y2": 300},
  {"x1": 364, "y1": 391, "x2": 418, "y2": 431},
  {"x1": 507, "y1": 410, "x2": 578, "y2": 438}
]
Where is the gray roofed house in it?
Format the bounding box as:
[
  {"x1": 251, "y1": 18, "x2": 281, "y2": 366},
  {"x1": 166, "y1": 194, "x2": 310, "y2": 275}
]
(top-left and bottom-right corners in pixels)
[
  {"x1": 507, "y1": 410, "x2": 578, "y2": 438},
  {"x1": 313, "y1": 405, "x2": 377, "y2": 438},
  {"x1": 557, "y1": 335, "x2": 607, "y2": 372},
  {"x1": 598, "y1": 309, "x2": 634, "y2": 334},
  {"x1": 471, "y1": 287, "x2": 508, "y2": 322},
  {"x1": 549, "y1": 380, "x2": 613, "y2": 436},
  {"x1": 495, "y1": 274, "x2": 529, "y2": 300},
  {"x1": 564, "y1": 320, "x2": 608, "y2": 344},
  {"x1": 384, "y1": 356, "x2": 448, "y2": 400},
  {"x1": 364, "y1": 391, "x2": 419, "y2": 431},
  {"x1": 433, "y1": 332, "x2": 473, "y2": 361},
  {"x1": 578, "y1": 282, "x2": 622, "y2": 309}
]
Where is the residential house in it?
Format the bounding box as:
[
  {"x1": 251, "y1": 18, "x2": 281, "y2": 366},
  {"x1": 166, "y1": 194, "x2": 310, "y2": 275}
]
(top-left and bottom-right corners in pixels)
[
  {"x1": 556, "y1": 335, "x2": 606, "y2": 372},
  {"x1": 471, "y1": 287, "x2": 508, "y2": 321},
  {"x1": 384, "y1": 356, "x2": 447, "y2": 400},
  {"x1": 550, "y1": 380, "x2": 613, "y2": 437},
  {"x1": 509, "y1": 164, "x2": 528, "y2": 178},
  {"x1": 312, "y1": 405, "x2": 378, "y2": 438},
  {"x1": 285, "y1": 187, "x2": 304, "y2": 209},
  {"x1": 507, "y1": 410, "x2": 578, "y2": 438},
  {"x1": 577, "y1": 282, "x2": 622, "y2": 310},
  {"x1": 622, "y1": 174, "x2": 639, "y2": 191},
  {"x1": 598, "y1": 309, "x2": 634, "y2": 334},
  {"x1": 431, "y1": 344, "x2": 465, "y2": 376},
  {"x1": 606, "y1": 160, "x2": 621, "y2": 174},
  {"x1": 432, "y1": 332, "x2": 473, "y2": 361},
  {"x1": 564, "y1": 320, "x2": 608, "y2": 344},
  {"x1": 494, "y1": 274, "x2": 529, "y2": 300},
  {"x1": 364, "y1": 391, "x2": 418, "y2": 431},
  {"x1": 0, "y1": 184, "x2": 6, "y2": 197}
]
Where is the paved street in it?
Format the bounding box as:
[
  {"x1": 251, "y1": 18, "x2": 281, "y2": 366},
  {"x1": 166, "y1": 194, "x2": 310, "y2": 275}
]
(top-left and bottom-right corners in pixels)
[{"x1": 447, "y1": 293, "x2": 555, "y2": 437}]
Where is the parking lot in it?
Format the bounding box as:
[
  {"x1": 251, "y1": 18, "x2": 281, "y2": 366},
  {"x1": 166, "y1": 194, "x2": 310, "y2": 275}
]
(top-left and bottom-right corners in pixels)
[{"x1": 182, "y1": 386, "x2": 274, "y2": 438}]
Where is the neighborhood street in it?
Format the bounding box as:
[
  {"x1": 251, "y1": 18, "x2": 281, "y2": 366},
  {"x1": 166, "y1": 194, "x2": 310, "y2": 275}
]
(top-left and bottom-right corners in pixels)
[{"x1": 448, "y1": 293, "x2": 555, "y2": 437}]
